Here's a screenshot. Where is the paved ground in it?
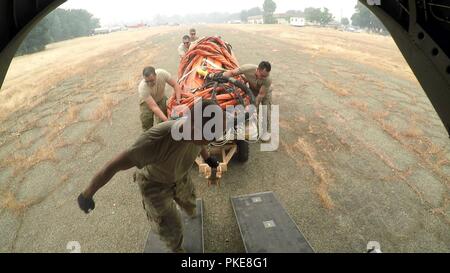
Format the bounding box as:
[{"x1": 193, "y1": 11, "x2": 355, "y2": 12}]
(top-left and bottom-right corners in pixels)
[{"x1": 0, "y1": 25, "x2": 449, "y2": 253}]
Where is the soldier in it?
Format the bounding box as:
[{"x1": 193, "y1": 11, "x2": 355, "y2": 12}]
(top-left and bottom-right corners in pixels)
[
  {"x1": 189, "y1": 28, "x2": 199, "y2": 42},
  {"x1": 78, "y1": 99, "x2": 222, "y2": 253},
  {"x1": 223, "y1": 61, "x2": 273, "y2": 141},
  {"x1": 138, "y1": 66, "x2": 182, "y2": 131},
  {"x1": 178, "y1": 35, "x2": 191, "y2": 59}
]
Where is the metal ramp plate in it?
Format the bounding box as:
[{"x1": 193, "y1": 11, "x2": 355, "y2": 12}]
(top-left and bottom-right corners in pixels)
[
  {"x1": 144, "y1": 199, "x2": 204, "y2": 253},
  {"x1": 231, "y1": 192, "x2": 314, "y2": 253}
]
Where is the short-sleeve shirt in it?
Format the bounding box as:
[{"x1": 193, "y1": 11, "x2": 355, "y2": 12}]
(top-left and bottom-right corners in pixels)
[
  {"x1": 238, "y1": 64, "x2": 272, "y2": 94},
  {"x1": 127, "y1": 120, "x2": 202, "y2": 183},
  {"x1": 138, "y1": 69, "x2": 171, "y2": 104},
  {"x1": 178, "y1": 43, "x2": 188, "y2": 57}
]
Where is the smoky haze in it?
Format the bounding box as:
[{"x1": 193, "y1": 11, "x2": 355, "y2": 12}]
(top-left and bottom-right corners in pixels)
[{"x1": 61, "y1": 0, "x2": 358, "y2": 26}]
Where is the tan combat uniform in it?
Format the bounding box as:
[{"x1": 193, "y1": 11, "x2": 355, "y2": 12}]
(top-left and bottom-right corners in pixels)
[
  {"x1": 138, "y1": 69, "x2": 171, "y2": 131},
  {"x1": 238, "y1": 64, "x2": 273, "y2": 132},
  {"x1": 128, "y1": 120, "x2": 201, "y2": 252},
  {"x1": 178, "y1": 43, "x2": 189, "y2": 58}
]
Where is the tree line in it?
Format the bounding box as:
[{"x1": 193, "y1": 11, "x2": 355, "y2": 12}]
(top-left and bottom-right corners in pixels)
[
  {"x1": 17, "y1": 8, "x2": 100, "y2": 56},
  {"x1": 350, "y1": 2, "x2": 388, "y2": 33},
  {"x1": 239, "y1": 0, "x2": 387, "y2": 35}
]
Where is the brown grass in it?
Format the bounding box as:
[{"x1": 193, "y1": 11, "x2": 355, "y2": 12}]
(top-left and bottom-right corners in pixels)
[
  {"x1": 371, "y1": 111, "x2": 390, "y2": 120},
  {"x1": 293, "y1": 138, "x2": 335, "y2": 209},
  {"x1": 114, "y1": 77, "x2": 139, "y2": 93},
  {"x1": 379, "y1": 120, "x2": 401, "y2": 141},
  {"x1": 1, "y1": 146, "x2": 58, "y2": 175},
  {"x1": 81, "y1": 128, "x2": 105, "y2": 146},
  {"x1": 15, "y1": 140, "x2": 34, "y2": 151},
  {"x1": 350, "y1": 99, "x2": 369, "y2": 112},
  {"x1": 309, "y1": 70, "x2": 350, "y2": 97},
  {"x1": 1, "y1": 28, "x2": 166, "y2": 122},
  {"x1": 90, "y1": 95, "x2": 119, "y2": 124},
  {"x1": 0, "y1": 191, "x2": 37, "y2": 215},
  {"x1": 322, "y1": 80, "x2": 350, "y2": 97},
  {"x1": 402, "y1": 124, "x2": 423, "y2": 138},
  {"x1": 46, "y1": 123, "x2": 66, "y2": 142},
  {"x1": 384, "y1": 100, "x2": 398, "y2": 110},
  {"x1": 0, "y1": 173, "x2": 72, "y2": 215},
  {"x1": 66, "y1": 105, "x2": 80, "y2": 124}
]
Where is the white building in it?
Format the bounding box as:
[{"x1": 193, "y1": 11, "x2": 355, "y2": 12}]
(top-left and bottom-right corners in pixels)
[
  {"x1": 290, "y1": 17, "x2": 306, "y2": 27},
  {"x1": 247, "y1": 15, "x2": 263, "y2": 24}
]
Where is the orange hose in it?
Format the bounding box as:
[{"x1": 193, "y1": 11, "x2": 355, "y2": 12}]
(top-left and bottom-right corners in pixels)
[{"x1": 167, "y1": 37, "x2": 250, "y2": 117}]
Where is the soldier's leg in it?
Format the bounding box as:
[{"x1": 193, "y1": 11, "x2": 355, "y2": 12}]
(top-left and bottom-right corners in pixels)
[
  {"x1": 154, "y1": 96, "x2": 168, "y2": 125},
  {"x1": 261, "y1": 90, "x2": 272, "y2": 134},
  {"x1": 136, "y1": 173, "x2": 184, "y2": 252},
  {"x1": 174, "y1": 174, "x2": 197, "y2": 218},
  {"x1": 139, "y1": 103, "x2": 155, "y2": 132}
]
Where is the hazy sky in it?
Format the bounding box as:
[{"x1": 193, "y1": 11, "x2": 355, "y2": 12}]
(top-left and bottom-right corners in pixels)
[{"x1": 60, "y1": 0, "x2": 359, "y2": 26}]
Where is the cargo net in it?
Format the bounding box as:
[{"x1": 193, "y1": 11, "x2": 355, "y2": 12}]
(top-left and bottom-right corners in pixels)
[{"x1": 167, "y1": 36, "x2": 255, "y2": 118}]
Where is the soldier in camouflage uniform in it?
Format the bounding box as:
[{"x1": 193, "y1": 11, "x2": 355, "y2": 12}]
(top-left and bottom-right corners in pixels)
[
  {"x1": 78, "y1": 100, "x2": 221, "y2": 252},
  {"x1": 223, "y1": 61, "x2": 273, "y2": 142},
  {"x1": 138, "y1": 66, "x2": 182, "y2": 131}
]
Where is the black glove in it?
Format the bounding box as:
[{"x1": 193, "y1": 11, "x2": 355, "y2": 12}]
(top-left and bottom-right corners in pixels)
[
  {"x1": 78, "y1": 193, "x2": 95, "y2": 214},
  {"x1": 205, "y1": 156, "x2": 220, "y2": 168},
  {"x1": 207, "y1": 72, "x2": 225, "y2": 82}
]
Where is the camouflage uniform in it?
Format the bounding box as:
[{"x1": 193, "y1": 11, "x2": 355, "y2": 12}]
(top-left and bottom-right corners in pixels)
[
  {"x1": 238, "y1": 64, "x2": 273, "y2": 132},
  {"x1": 139, "y1": 96, "x2": 168, "y2": 131},
  {"x1": 128, "y1": 120, "x2": 201, "y2": 252},
  {"x1": 138, "y1": 69, "x2": 171, "y2": 131}
]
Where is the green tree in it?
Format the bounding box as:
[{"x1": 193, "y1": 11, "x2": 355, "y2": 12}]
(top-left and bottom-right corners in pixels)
[
  {"x1": 240, "y1": 10, "x2": 249, "y2": 22},
  {"x1": 16, "y1": 16, "x2": 51, "y2": 55},
  {"x1": 351, "y1": 2, "x2": 388, "y2": 33},
  {"x1": 319, "y1": 8, "x2": 333, "y2": 25},
  {"x1": 341, "y1": 17, "x2": 350, "y2": 26},
  {"x1": 304, "y1": 7, "x2": 321, "y2": 24},
  {"x1": 304, "y1": 7, "x2": 333, "y2": 25},
  {"x1": 263, "y1": 0, "x2": 277, "y2": 24},
  {"x1": 248, "y1": 7, "x2": 263, "y2": 17},
  {"x1": 240, "y1": 7, "x2": 262, "y2": 22},
  {"x1": 16, "y1": 8, "x2": 100, "y2": 56}
]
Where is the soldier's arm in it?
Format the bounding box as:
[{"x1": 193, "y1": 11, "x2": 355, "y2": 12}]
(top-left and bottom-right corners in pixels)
[
  {"x1": 177, "y1": 44, "x2": 185, "y2": 58},
  {"x1": 223, "y1": 68, "x2": 241, "y2": 78},
  {"x1": 82, "y1": 151, "x2": 135, "y2": 199},
  {"x1": 167, "y1": 78, "x2": 182, "y2": 104},
  {"x1": 200, "y1": 147, "x2": 210, "y2": 160},
  {"x1": 256, "y1": 85, "x2": 268, "y2": 107},
  {"x1": 145, "y1": 95, "x2": 168, "y2": 122}
]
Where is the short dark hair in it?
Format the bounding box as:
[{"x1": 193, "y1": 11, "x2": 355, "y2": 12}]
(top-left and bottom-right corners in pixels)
[
  {"x1": 182, "y1": 35, "x2": 190, "y2": 41},
  {"x1": 189, "y1": 28, "x2": 196, "y2": 33},
  {"x1": 258, "y1": 61, "x2": 271, "y2": 72},
  {"x1": 143, "y1": 66, "x2": 156, "y2": 77}
]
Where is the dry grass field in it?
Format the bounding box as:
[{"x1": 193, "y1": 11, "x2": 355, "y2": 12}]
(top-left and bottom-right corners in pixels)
[{"x1": 0, "y1": 24, "x2": 449, "y2": 252}]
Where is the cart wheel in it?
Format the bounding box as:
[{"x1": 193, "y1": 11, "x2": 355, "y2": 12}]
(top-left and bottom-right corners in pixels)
[{"x1": 235, "y1": 140, "x2": 249, "y2": 162}]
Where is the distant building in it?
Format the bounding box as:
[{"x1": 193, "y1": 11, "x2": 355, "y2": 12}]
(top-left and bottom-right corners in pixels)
[
  {"x1": 227, "y1": 20, "x2": 242, "y2": 24},
  {"x1": 290, "y1": 17, "x2": 306, "y2": 27},
  {"x1": 248, "y1": 15, "x2": 263, "y2": 24},
  {"x1": 127, "y1": 23, "x2": 145, "y2": 28},
  {"x1": 274, "y1": 13, "x2": 289, "y2": 25},
  {"x1": 247, "y1": 14, "x2": 299, "y2": 25},
  {"x1": 93, "y1": 27, "x2": 110, "y2": 35}
]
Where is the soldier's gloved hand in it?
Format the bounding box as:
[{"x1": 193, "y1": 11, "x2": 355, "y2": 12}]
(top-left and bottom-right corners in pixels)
[
  {"x1": 207, "y1": 72, "x2": 224, "y2": 82},
  {"x1": 77, "y1": 193, "x2": 95, "y2": 214},
  {"x1": 205, "y1": 156, "x2": 220, "y2": 168},
  {"x1": 206, "y1": 73, "x2": 217, "y2": 81}
]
